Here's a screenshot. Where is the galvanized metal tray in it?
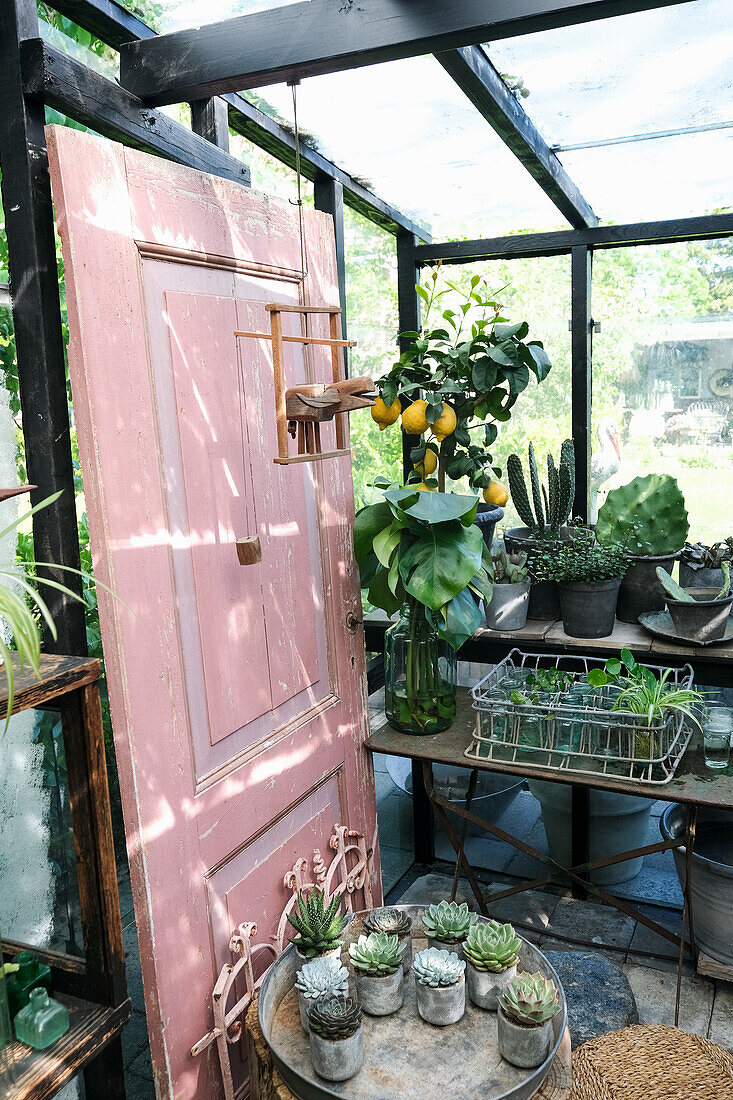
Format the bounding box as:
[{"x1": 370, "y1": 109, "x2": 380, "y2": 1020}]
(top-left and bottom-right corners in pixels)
[{"x1": 258, "y1": 905, "x2": 567, "y2": 1100}]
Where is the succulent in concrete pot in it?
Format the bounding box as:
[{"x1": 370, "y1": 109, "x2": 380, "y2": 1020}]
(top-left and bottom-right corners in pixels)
[
  {"x1": 349, "y1": 932, "x2": 404, "y2": 1016},
  {"x1": 463, "y1": 920, "x2": 522, "y2": 1011},
  {"x1": 287, "y1": 889, "x2": 348, "y2": 971},
  {"x1": 307, "y1": 996, "x2": 364, "y2": 1082},
  {"x1": 422, "y1": 900, "x2": 478, "y2": 956},
  {"x1": 294, "y1": 957, "x2": 349, "y2": 1033},
  {"x1": 364, "y1": 907, "x2": 413, "y2": 970},
  {"x1": 412, "y1": 947, "x2": 466, "y2": 1026},
  {"x1": 498, "y1": 971, "x2": 561, "y2": 1068}
]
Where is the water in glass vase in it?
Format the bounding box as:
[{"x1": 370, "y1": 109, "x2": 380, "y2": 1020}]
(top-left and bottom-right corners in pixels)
[{"x1": 384, "y1": 600, "x2": 457, "y2": 735}]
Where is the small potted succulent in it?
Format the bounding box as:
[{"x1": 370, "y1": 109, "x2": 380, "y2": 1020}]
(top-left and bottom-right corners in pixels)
[
  {"x1": 680, "y1": 539, "x2": 733, "y2": 589},
  {"x1": 485, "y1": 549, "x2": 530, "y2": 631},
  {"x1": 287, "y1": 889, "x2": 348, "y2": 973},
  {"x1": 307, "y1": 995, "x2": 364, "y2": 1082},
  {"x1": 546, "y1": 530, "x2": 628, "y2": 638},
  {"x1": 412, "y1": 947, "x2": 466, "y2": 1026},
  {"x1": 498, "y1": 971, "x2": 561, "y2": 1069},
  {"x1": 657, "y1": 563, "x2": 733, "y2": 642},
  {"x1": 294, "y1": 956, "x2": 349, "y2": 1033},
  {"x1": 422, "y1": 900, "x2": 478, "y2": 958},
  {"x1": 348, "y1": 932, "x2": 405, "y2": 1016},
  {"x1": 595, "y1": 473, "x2": 689, "y2": 623},
  {"x1": 463, "y1": 920, "x2": 522, "y2": 1010},
  {"x1": 364, "y1": 907, "x2": 414, "y2": 971}
]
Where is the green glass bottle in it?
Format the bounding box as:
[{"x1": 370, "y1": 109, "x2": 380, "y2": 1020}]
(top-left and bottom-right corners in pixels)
[
  {"x1": 14, "y1": 988, "x2": 69, "y2": 1050},
  {"x1": 6, "y1": 952, "x2": 52, "y2": 1018}
]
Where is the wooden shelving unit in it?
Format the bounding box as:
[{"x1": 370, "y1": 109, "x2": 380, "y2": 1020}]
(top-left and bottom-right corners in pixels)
[{"x1": 2, "y1": 655, "x2": 130, "y2": 1100}]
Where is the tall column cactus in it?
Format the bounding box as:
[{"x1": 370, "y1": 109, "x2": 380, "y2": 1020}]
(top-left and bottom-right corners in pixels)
[{"x1": 507, "y1": 440, "x2": 575, "y2": 540}]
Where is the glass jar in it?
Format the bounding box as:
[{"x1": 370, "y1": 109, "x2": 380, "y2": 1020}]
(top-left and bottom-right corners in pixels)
[{"x1": 384, "y1": 598, "x2": 457, "y2": 735}]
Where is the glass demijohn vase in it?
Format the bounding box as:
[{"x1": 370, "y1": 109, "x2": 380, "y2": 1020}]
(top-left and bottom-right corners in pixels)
[{"x1": 384, "y1": 597, "x2": 457, "y2": 734}]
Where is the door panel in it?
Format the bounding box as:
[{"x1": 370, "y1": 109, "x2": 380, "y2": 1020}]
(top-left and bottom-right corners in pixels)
[{"x1": 47, "y1": 126, "x2": 380, "y2": 1100}]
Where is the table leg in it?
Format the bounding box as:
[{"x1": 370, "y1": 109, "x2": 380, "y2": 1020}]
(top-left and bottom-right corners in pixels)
[
  {"x1": 411, "y1": 759, "x2": 434, "y2": 864},
  {"x1": 423, "y1": 762, "x2": 488, "y2": 916},
  {"x1": 450, "y1": 768, "x2": 478, "y2": 902},
  {"x1": 571, "y1": 785, "x2": 590, "y2": 900},
  {"x1": 675, "y1": 805, "x2": 697, "y2": 1026}
]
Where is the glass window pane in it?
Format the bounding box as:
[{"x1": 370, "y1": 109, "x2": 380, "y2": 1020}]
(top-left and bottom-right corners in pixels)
[
  {"x1": 592, "y1": 238, "x2": 733, "y2": 541},
  {"x1": 115, "y1": 0, "x2": 302, "y2": 33}
]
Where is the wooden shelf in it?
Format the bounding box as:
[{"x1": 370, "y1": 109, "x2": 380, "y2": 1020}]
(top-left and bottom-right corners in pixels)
[
  {"x1": 0, "y1": 654, "x2": 100, "y2": 720},
  {"x1": 5, "y1": 993, "x2": 130, "y2": 1100}
]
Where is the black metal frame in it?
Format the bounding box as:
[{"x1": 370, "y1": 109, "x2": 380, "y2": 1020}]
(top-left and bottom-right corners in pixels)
[{"x1": 1, "y1": 0, "x2": 731, "y2": 919}]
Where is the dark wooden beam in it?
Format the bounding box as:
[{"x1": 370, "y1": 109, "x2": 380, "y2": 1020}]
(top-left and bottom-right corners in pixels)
[
  {"x1": 21, "y1": 39, "x2": 251, "y2": 186},
  {"x1": 314, "y1": 173, "x2": 348, "y2": 350},
  {"x1": 190, "y1": 96, "x2": 230, "y2": 153},
  {"x1": 118, "y1": 0, "x2": 694, "y2": 105},
  {"x1": 571, "y1": 245, "x2": 593, "y2": 522},
  {"x1": 436, "y1": 46, "x2": 597, "y2": 229},
  {"x1": 0, "y1": 0, "x2": 86, "y2": 654},
  {"x1": 415, "y1": 212, "x2": 733, "y2": 263}
]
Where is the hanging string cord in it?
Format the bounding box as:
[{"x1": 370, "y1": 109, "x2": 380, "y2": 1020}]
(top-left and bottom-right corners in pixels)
[{"x1": 288, "y1": 80, "x2": 310, "y2": 346}]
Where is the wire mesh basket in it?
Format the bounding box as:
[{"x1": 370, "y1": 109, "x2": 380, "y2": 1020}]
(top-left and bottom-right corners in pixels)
[{"x1": 467, "y1": 649, "x2": 696, "y2": 785}]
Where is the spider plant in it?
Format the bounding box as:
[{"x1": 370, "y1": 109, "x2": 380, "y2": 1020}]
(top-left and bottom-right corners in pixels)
[{"x1": 612, "y1": 666, "x2": 705, "y2": 731}]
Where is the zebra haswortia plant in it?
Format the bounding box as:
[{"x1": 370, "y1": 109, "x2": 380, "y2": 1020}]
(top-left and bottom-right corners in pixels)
[{"x1": 506, "y1": 440, "x2": 575, "y2": 542}]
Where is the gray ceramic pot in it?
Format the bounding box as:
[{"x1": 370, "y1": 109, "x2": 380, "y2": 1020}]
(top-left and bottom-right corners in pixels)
[
  {"x1": 466, "y1": 962, "x2": 517, "y2": 1011},
  {"x1": 666, "y1": 588, "x2": 733, "y2": 642},
  {"x1": 558, "y1": 578, "x2": 621, "y2": 638},
  {"x1": 354, "y1": 968, "x2": 403, "y2": 1016},
  {"x1": 497, "y1": 1008, "x2": 552, "y2": 1068},
  {"x1": 616, "y1": 553, "x2": 677, "y2": 623},
  {"x1": 425, "y1": 935, "x2": 465, "y2": 961},
  {"x1": 679, "y1": 562, "x2": 725, "y2": 590},
  {"x1": 294, "y1": 944, "x2": 342, "y2": 977},
  {"x1": 485, "y1": 582, "x2": 530, "y2": 631},
  {"x1": 309, "y1": 1025, "x2": 364, "y2": 1081},
  {"x1": 415, "y1": 974, "x2": 465, "y2": 1026}
]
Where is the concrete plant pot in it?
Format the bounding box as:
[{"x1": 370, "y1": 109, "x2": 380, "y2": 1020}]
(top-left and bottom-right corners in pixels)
[
  {"x1": 558, "y1": 578, "x2": 621, "y2": 638},
  {"x1": 466, "y1": 962, "x2": 517, "y2": 1011},
  {"x1": 425, "y1": 935, "x2": 465, "y2": 960},
  {"x1": 485, "y1": 582, "x2": 530, "y2": 631},
  {"x1": 617, "y1": 553, "x2": 677, "y2": 623},
  {"x1": 679, "y1": 562, "x2": 726, "y2": 590},
  {"x1": 294, "y1": 944, "x2": 342, "y2": 977},
  {"x1": 528, "y1": 579, "x2": 561, "y2": 621},
  {"x1": 398, "y1": 932, "x2": 412, "y2": 973},
  {"x1": 498, "y1": 1007, "x2": 553, "y2": 1068},
  {"x1": 354, "y1": 968, "x2": 403, "y2": 1017},
  {"x1": 666, "y1": 588, "x2": 733, "y2": 642},
  {"x1": 415, "y1": 974, "x2": 465, "y2": 1026},
  {"x1": 309, "y1": 1025, "x2": 364, "y2": 1081}
]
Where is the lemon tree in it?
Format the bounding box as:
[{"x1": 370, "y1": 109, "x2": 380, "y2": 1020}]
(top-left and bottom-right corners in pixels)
[{"x1": 375, "y1": 268, "x2": 553, "y2": 492}]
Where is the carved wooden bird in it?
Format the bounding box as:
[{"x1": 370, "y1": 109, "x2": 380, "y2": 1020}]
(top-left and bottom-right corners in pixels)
[{"x1": 285, "y1": 376, "x2": 376, "y2": 424}]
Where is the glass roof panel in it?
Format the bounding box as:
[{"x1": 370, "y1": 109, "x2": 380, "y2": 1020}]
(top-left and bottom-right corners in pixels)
[
  {"x1": 488, "y1": 0, "x2": 732, "y2": 149},
  {"x1": 247, "y1": 56, "x2": 569, "y2": 239},
  {"x1": 116, "y1": 0, "x2": 301, "y2": 33}
]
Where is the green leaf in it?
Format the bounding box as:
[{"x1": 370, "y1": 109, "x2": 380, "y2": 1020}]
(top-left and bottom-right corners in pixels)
[
  {"x1": 468, "y1": 567, "x2": 492, "y2": 603},
  {"x1": 368, "y1": 568, "x2": 404, "y2": 616},
  {"x1": 439, "y1": 588, "x2": 483, "y2": 650},
  {"x1": 605, "y1": 658, "x2": 623, "y2": 677},
  {"x1": 527, "y1": 342, "x2": 552, "y2": 380},
  {"x1": 399, "y1": 524, "x2": 483, "y2": 610},
  {"x1": 353, "y1": 502, "x2": 393, "y2": 566},
  {"x1": 403, "y1": 491, "x2": 478, "y2": 525},
  {"x1": 507, "y1": 364, "x2": 530, "y2": 395},
  {"x1": 373, "y1": 523, "x2": 401, "y2": 568},
  {"x1": 494, "y1": 321, "x2": 529, "y2": 340},
  {"x1": 488, "y1": 346, "x2": 514, "y2": 367},
  {"x1": 620, "y1": 648, "x2": 637, "y2": 672},
  {"x1": 586, "y1": 668, "x2": 609, "y2": 687}
]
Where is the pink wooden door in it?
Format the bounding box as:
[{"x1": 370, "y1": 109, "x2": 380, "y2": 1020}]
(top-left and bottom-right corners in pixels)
[{"x1": 47, "y1": 125, "x2": 380, "y2": 1100}]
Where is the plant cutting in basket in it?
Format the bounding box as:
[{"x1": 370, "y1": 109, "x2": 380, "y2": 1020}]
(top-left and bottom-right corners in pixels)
[
  {"x1": 287, "y1": 889, "x2": 348, "y2": 961},
  {"x1": 463, "y1": 921, "x2": 522, "y2": 1011},
  {"x1": 498, "y1": 972, "x2": 561, "y2": 1069},
  {"x1": 349, "y1": 932, "x2": 405, "y2": 1016},
  {"x1": 372, "y1": 268, "x2": 552, "y2": 495},
  {"x1": 412, "y1": 947, "x2": 466, "y2": 1026},
  {"x1": 423, "y1": 900, "x2": 478, "y2": 948},
  {"x1": 354, "y1": 482, "x2": 491, "y2": 733}
]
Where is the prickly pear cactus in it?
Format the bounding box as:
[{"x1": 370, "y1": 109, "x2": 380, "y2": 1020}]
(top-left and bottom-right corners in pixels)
[{"x1": 596, "y1": 474, "x2": 688, "y2": 556}]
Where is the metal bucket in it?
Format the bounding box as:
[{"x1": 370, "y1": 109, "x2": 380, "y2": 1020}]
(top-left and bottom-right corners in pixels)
[{"x1": 660, "y1": 805, "x2": 733, "y2": 965}]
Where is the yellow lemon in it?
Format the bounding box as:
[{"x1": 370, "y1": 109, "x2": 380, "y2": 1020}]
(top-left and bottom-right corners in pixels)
[
  {"x1": 401, "y1": 399, "x2": 429, "y2": 436},
  {"x1": 433, "y1": 403, "x2": 457, "y2": 442},
  {"x1": 483, "y1": 480, "x2": 510, "y2": 507},
  {"x1": 371, "y1": 395, "x2": 401, "y2": 431},
  {"x1": 414, "y1": 482, "x2": 436, "y2": 492},
  {"x1": 414, "y1": 450, "x2": 438, "y2": 477}
]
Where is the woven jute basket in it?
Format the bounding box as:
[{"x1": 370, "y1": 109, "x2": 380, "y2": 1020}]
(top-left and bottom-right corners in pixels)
[{"x1": 571, "y1": 1024, "x2": 733, "y2": 1099}]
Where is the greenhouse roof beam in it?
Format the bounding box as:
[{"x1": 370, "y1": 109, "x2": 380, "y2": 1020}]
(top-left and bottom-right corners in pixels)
[
  {"x1": 437, "y1": 46, "x2": 598, "y2": 229},
  {"x1": 118, "y1": 0, "x2": 696, "y2": 105}
]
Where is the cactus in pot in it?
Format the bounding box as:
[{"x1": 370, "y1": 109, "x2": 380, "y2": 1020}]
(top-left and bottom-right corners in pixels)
[
  {"x1": 498, "y1": 972, "x2": 561, "y2": 1069},
  {"x1": 307, "y1": 996, "x2": 364, "y2": 1082},
  {"x1": 595, "y1": 473, "x2": 690, "y2": 623},
  {"x1": 364, "y1": 907, "x2": 413, "y2": 970},
  {"x1": 412, "y1": 948, "x2": 466, "y2": 1026},
  {"x1": 463, "y1": 921, "x2": 522, "y2": 1010},
  {"x1": 294, "y1": 957, "x2": 349, "y2": 1033},
  {"x1": 506, "y1": 440, "x2": 575, "y2": 545},
  {"x1": 422, "y1": 900, "x2": 478, "y2": 955},
  {"x1": 287, "y1": 889, "x2": 348, "y2": 970},
  {"x1": 349, "y1": 932, "x2": 405, "y2": 1016}
]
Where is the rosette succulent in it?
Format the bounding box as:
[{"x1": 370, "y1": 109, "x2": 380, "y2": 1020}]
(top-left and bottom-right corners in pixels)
[
  {"x1": 463, "y1": 921, "x2": 521, "y2": 973},
  {"x1": 348, "y1": 932, "x2": 404, "y2": 976},
  {"x1": 295, "y1": 957, "x2": 349, "y2": 1004},
  {"x1": 423, "y1": 901, "x2": 478, "y2": 944},
  {"x1": 364, "y1": 907, "x2": 412, "y2": 937},
  {"x1": 287, "y1": 889, "x2": 348, "y2": 958},
  {"x1": 307, "y1": 995, "x2": 363, "y2": 1040},
  {"x1": 412, "y1": 947, "x2": 466, "y2": 987},
  {"x1": 500, "y1": 972, "x2": 560, "y2": 1026}
]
